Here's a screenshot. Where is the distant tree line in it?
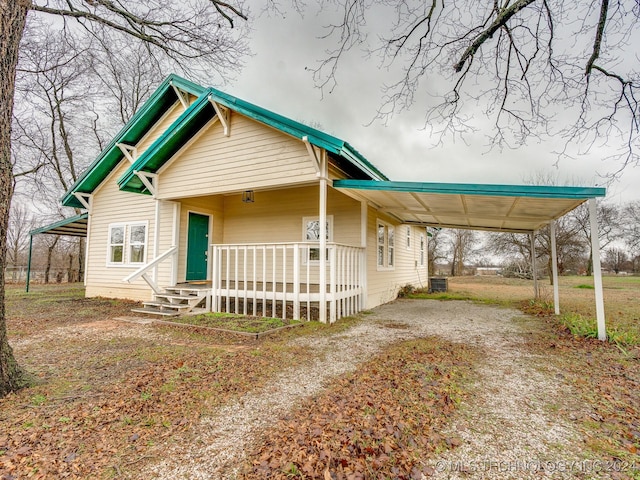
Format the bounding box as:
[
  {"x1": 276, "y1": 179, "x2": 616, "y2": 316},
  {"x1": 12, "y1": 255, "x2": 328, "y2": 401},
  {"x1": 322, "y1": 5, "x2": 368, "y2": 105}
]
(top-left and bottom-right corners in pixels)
[{"x1": 428, "y1": 200, "x2": 640, "y2": 279}]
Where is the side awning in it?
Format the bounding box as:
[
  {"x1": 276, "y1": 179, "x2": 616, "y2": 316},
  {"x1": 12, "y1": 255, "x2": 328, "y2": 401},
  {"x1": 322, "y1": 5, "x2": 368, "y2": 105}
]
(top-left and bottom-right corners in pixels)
[
  {"x1": 26, "y1": 213, "x2": 89, "y2": 292},
  {"x1": 29, "y1": 213, "x2": 89, "y2": 237}
]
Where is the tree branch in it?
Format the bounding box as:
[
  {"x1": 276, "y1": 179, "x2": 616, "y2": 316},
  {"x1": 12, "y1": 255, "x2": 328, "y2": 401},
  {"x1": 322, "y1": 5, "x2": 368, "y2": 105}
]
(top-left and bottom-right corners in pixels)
[{"x1": 453, "y1": 0, "x2": 536, "y2": 72}]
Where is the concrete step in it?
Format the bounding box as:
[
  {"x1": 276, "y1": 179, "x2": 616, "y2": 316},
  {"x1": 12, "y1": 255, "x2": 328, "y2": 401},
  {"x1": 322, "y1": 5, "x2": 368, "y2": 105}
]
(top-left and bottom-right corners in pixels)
[{"x1": 131, "y1": 307, "x2": 180, "y2": 317}]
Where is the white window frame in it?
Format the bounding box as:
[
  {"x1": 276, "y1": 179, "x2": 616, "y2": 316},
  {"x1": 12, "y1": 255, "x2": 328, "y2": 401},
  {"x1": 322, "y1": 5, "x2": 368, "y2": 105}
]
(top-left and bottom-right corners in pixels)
[
  {"x1": 106, "y1": 221, "x2": 148, "y2": 267},
  {"x1": 377, "y1": 219, "x2": 395, "y2": 271},
  {"x1": 302, "y1": 215, "x2": 333, "y2": 264}
]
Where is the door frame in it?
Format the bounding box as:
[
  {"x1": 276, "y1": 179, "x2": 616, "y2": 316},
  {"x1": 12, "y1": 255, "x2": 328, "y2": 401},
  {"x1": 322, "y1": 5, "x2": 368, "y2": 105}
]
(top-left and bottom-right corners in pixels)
[{"x1": 185, "y1": 210, "x2": 212, "y2": 281}]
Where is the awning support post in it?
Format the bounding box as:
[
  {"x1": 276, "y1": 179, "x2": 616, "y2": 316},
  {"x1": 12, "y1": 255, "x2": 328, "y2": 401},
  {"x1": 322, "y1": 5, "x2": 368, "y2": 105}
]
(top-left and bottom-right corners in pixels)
[
  {"x1": 531, "y1": 231, "x2": 539, "y2": 299},
  {"x1": 550, "y1": 220, "x2": 560, "y2": 315},
  {"x1": 589, "y1": 198, "x2": 607, "y2": 341},
  {"x1": 319, "y1": 150, "x2": 328, "y2": 323},
  {"x1": 26, "y1": 234, "x2": 34, "y2": 293}
]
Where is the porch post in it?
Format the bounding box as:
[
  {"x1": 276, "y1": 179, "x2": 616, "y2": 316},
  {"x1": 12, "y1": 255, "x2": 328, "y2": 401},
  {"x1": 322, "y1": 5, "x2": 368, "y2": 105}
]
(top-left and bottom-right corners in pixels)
[
  {"x1": 549, "y1": 221, "x2": 560, "y2": 314},
  {"x1": 360, "y1": 200, "x2": 368, "y2": 310},
  {"x1": 153, "y1": 199, "x2": 161, "y2": 283},
  {"x1": 531, "y1": 231, "x2": 539, "y2": 299},
  {"x1": 170, "y1": 201, "x2": 180, "y2": 286},
  {"x1": 319, "y1": 151, "x2": 328, "y2": 323},
  {"x1": 589, "y1": 198, "x2": 607, "y2": 341}
]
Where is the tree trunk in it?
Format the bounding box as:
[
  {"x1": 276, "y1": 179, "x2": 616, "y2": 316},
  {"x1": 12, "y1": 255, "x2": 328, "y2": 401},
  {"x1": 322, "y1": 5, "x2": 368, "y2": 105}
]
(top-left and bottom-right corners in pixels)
[
  {"x1": 44, "y1": 237, "x2": 58, "y2": 284},
  {"x1": 0, "y1": 0, "x2": 30, "y2": 397}
]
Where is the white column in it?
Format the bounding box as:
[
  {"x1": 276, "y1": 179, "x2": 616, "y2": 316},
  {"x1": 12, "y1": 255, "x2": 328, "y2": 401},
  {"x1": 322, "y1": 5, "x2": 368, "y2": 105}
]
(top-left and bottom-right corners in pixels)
[
  {"x1": 531, "y1": 231, "x2": 538, "y2": 299},
  {"x1": 171, "y1": 201, "x2": 180, "y2": 286},
  {"x1": 319, "y1": 151, "x2": 328, "y2": 323},
  {"x1": 360, "y1": 200, "x2": 367, "y2": 310},
  {"x1": 153, "y1": 199, "x2": 161, "y2": 283},
  {"x1": 589, "y1": 198, "x2": 607, "y2": 341},
  {"x1": 550, "y1": 220, "x2": 560, "y2": 315}
]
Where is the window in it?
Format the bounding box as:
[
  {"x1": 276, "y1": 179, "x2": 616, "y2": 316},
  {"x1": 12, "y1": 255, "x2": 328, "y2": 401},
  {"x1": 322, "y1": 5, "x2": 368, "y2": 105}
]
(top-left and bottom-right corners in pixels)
[
  {"x1": 406, "y1": 226, "x2": 411, "y2": 249},
  {"x1": 420, "y1": 233, "x2": 425, "y2": 266},
  {"x1": 377, "y1": 220, "x2": 395, "y2": 269},
  {"x1": 109, "y1": 226, "x2": 124, "y2": 264},
  {"x1": 303, "y1": 216, "x2": 333, "y2": 262},
  {"x1": 107, "y1": 222, "x2": 147, "y2": 265}
]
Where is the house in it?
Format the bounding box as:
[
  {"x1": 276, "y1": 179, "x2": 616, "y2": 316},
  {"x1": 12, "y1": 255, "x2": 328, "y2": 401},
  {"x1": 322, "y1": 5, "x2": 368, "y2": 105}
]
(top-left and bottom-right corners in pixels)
[{"x1": 44, "y1": 74, "x2": 606, "y2": 325}]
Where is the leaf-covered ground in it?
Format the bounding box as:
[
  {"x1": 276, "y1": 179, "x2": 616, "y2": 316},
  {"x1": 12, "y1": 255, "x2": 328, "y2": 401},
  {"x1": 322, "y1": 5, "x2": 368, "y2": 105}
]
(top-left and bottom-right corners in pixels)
[
  {"x1": 241, "y1": 338, "x2": 477, "y2": 479},
  {"x1": 2, "y1": 283, "x2": 640, "y2": 479},
  {"x1": 526, "y1": 318, "x2": 640, "y2": 468}
]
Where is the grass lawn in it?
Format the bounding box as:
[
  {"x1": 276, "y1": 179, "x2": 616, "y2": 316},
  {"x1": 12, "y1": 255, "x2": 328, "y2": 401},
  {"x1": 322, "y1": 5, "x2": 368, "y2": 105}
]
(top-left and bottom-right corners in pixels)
[{"x1": 414, "y1": 275, "x2": 640, "y2": 345}]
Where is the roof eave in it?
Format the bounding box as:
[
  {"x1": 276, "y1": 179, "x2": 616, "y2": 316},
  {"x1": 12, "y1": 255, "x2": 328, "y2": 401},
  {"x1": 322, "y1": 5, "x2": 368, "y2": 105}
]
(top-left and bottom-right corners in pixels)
[{"x1": 61, "y1": 74, "x2": 204, "y2": 207}]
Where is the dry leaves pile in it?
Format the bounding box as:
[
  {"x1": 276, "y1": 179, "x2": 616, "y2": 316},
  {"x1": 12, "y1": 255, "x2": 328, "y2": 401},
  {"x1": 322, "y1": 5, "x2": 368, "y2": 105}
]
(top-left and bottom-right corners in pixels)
[
  {"x1": 0, "y1": 337, "x2": 310, "y2": 479},
  {"x1": 242, "y1": 337, "x2": 477, "y2": 479}
]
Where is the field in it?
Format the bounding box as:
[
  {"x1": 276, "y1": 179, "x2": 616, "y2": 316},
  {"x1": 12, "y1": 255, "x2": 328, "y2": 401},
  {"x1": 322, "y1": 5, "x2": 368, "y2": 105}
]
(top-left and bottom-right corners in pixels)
[{"x1": 427, "y1": 275, "x2": 640, "y2": 345}]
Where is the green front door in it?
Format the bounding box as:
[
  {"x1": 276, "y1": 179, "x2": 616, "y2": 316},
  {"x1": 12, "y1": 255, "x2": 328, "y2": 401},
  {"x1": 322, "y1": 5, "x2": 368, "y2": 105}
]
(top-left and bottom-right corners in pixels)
[{"x1": 186, "y1": 213, "x2": 209, "y2": 281}]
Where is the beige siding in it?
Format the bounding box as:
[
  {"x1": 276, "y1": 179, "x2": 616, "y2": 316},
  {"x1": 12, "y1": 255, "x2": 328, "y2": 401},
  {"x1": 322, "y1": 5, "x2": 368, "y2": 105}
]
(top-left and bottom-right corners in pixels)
[
  {"x1": 222, "y1": 185, "x2": 360, "y2": 245},
  {"x1": 157, "y1": 113, "x2": 318, "y2": 199},
  {"x1": 365, "y1": 208, "x2": 428, "y2": 309},
  {"x1": 85, "y1": 161, "x2": 171, "y2": 301},
  {"x1": 218, "y1": 186, "x2": 361, "y2": 283}
]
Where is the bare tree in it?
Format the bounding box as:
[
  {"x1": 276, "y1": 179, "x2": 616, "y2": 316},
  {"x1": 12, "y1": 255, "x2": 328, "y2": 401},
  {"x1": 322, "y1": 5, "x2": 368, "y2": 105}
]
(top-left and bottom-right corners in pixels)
[
  {"x1": 623, "y1": 201, "x2": 640, "y2": 254},
  {"x1": 447, "y1": 228, "x2": 477, "y2": 276},
  {"x1": 604, "y1": 247, "x2": 628, "y2": 274},
  {"x1": 6, "y1": 201, "x2": 33, "y2": 269},
  {"x1": 316, "y1": 1, "x2": 639, "y2": 173},
  {"x1": 0, "y1": 0, "x2": 249, "y2": 397},
  {"x1": 426, "y1": 227, "x2": 446, "y2": 275},
  {"x1": 569, "y1": 200, "x2": 621, "y2": 275}
]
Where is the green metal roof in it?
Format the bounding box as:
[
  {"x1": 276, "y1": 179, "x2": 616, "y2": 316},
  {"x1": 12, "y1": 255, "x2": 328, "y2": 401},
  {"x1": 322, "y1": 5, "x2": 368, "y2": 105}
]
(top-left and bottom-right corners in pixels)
[
  {"x1": 118, "y1": 94, "x2": 216, "y2": 193},
  {"x1": 117, "y1": 84, "x2": 388, "y2": 193},
  {"x1": 30, "y1": 213, "x2": 89, "y2": 237},
  {"x1": 334, "y1": 180, "x2": 606, "y2": 233},
  {"x1": 333, "y1": 180, "x2": 606, "y2": 199},
  {"x1": 61, "y1": 75, "x2": 205, "y2": 208}
]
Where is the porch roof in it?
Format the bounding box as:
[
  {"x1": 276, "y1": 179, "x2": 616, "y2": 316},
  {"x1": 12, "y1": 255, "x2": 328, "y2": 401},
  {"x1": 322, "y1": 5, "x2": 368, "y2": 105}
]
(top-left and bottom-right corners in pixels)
[{"x1": 333, "y1": 180, "x2": 606, "y2": 233}]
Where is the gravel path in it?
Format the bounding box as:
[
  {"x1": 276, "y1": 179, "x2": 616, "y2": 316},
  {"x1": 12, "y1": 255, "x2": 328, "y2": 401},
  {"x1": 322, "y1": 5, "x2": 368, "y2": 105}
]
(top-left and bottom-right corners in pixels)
[{"x1": 142, "y1": 299, "x2": 584, "y2": 479}]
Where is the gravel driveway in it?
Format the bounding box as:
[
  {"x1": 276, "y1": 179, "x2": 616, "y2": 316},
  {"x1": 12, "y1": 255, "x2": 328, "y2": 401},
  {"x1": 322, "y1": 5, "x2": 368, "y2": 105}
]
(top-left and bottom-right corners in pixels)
[{"x1": 143, "y1": 299, "x2": 584, "y2": 479}]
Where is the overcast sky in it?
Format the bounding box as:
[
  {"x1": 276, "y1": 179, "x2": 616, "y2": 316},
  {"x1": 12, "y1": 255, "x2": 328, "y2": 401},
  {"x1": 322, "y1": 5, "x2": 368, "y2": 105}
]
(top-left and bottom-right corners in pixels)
[{"x1": 226, "y1": 4, "x2": 639, "y2": 205}]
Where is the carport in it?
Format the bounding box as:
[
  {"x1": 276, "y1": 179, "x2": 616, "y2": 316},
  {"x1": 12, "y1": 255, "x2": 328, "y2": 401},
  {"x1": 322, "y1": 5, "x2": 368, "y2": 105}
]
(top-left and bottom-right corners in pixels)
[
  {"x1": 26, "y1": 213, "x2": 88, "y2": 292},
  {"x1": 334, "y1": 180, "x2": 608, "y2": 340}
]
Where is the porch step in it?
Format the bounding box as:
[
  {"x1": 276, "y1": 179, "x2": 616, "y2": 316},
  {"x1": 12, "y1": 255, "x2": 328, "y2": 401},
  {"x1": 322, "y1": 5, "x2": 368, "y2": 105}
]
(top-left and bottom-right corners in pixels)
[
  {"x1": 131, "y1": 307, "x2": 180, "y2": 317},
  {"x1": 132, "y1": 286, "x2": 209, "y2": 317},
  {"x1": 153, "y1": 294, "x2": 205, "y2": 305}
]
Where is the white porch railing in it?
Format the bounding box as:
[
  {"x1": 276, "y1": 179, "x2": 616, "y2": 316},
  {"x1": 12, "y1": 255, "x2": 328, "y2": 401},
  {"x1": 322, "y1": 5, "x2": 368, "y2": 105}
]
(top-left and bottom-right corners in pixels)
[
  {"x1": 210, "y1": 242, "x2": 365, "y2": 323},
  {"x1": 123, "y1": 246, "x2": 177, "y2": 294}
]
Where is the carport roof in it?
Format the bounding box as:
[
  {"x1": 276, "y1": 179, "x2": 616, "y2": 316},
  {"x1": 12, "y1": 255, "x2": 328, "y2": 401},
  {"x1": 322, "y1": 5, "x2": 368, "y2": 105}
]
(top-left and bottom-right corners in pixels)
[
  {"x1": 333, "y1": 180, "x2": 606, "y2": 233},
  {"x1": 29, "y1": 213, "x2": 88, "y2": 237}
]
